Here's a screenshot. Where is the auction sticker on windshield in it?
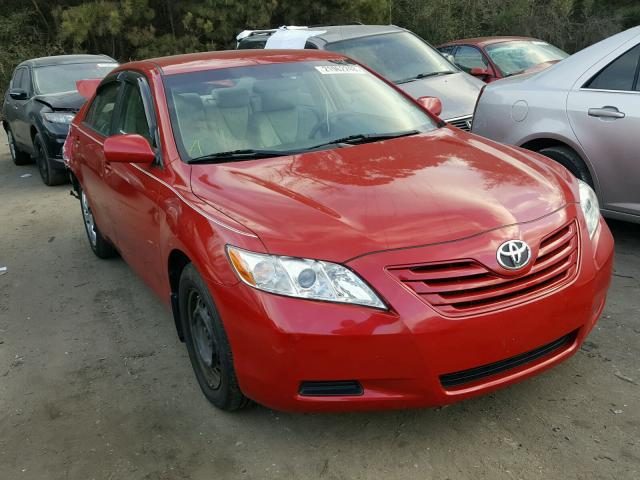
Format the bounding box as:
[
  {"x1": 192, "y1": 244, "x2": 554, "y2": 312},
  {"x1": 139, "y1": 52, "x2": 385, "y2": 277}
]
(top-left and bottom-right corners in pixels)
[{"x1": 315, "y1": 65, "x2": 366, "y2": 74}]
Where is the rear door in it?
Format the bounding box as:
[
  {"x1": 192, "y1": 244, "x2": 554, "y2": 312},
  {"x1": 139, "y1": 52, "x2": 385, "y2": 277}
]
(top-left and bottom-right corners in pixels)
[
  {"x1": 8, "y1": 67, "x2": 32, "y2": 147},
  {"x1": 74, "y1": 80, "x2": 122, "y2": 242},
  {"x1": 566, "y1": 42, "x2": 640, "y2": 217}
]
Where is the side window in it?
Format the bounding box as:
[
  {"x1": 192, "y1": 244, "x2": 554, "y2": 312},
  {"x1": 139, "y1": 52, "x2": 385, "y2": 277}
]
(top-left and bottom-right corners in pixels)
[
  {"x1": 438, "y1": 46, "x2": 454, "y2": 55},
  {"x1": 11, "y1": 68, "x2": 25, "y2": 89},
  {"x1": 454, "y1": 46, "x2": 489, "y2": 73},
  {"x1": 586, "y1": 44, "x2": 640, "y2": 92},
  {"x1": 117, "y1": 82, "x2": 152, "y2": 144},
  {"x1": 84, "y1": 82, "x2": 120, "y2": 136},
  {"x1": 20, "y1": 68, "x2": 32, "y2": 92}
]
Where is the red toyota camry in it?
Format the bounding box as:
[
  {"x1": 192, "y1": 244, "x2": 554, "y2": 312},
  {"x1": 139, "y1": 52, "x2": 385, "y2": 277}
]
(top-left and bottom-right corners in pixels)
[{"x1": 65, "y1": 50, "x2": 613, "y2": 412}]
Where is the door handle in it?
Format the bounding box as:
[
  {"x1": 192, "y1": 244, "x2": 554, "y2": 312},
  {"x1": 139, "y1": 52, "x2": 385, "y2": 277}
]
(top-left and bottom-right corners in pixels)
[{"x1": 588, "y1": 106, "x2": 625, "y2": 119}]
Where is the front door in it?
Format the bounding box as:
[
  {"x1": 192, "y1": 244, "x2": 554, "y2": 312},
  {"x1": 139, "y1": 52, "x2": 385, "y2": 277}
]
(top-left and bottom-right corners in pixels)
[{"x1": 104, "y1": 73, "x2": 165, "y2": 293}]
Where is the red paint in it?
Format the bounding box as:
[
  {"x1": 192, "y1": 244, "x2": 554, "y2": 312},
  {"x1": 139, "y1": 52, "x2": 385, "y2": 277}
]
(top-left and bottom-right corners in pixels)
[
  {"x1": 67, "y1": 50, "x2": 614, "y2": 412},
  {"x1": 104, "y1": 134, "x2": 156, "y2": 164},
  {"x1": 76, "y1": 78, "x2": 102, "y2": 99},
  {"x1": 439, "y1": 37, "x2": 561, "y2": 83},
  {"x1": 416, "y1": 96, "x2": 443, "y2": 117}
]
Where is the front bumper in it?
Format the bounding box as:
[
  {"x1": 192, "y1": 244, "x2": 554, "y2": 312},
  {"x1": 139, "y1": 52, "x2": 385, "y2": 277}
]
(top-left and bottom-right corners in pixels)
[
  {"x1": 211, "y1": 206, "x2": 613, "y2": 412},
  {"x1": 40, "y1": 123, "x2": 69, "y2": 171}
]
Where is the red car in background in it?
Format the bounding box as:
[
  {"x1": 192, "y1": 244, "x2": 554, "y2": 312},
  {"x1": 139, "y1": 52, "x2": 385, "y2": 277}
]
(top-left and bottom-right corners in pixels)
[
  {"x1": 438, "y1": 36, "x2": 569, "y2": 82},
  {"x1": 65, "y1": 49, "x2": 612, "y2": 412}
]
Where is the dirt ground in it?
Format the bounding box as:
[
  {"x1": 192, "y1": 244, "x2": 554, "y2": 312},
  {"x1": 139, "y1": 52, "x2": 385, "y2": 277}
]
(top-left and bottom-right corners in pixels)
[{"x1": 0, "y1": 135, "x2": 638, "y2": 480}]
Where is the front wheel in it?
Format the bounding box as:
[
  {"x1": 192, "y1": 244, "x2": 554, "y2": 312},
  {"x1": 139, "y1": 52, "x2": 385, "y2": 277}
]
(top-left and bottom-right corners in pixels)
[
  {"x1": 179, "y1": 263, "x2": 249, "y2": 411},
  {"x1": 80, "y1": 187, "x2": 116, "y2": 259},
  {"x1": 34, "y1": 133, "x2": 67, "y2": 186}
]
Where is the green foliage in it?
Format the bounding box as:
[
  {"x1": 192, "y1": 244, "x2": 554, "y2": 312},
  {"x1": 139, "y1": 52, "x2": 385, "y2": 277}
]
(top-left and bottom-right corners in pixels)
[{"x1": 0, "y1": 0, "x2": 636, "y2": 104}]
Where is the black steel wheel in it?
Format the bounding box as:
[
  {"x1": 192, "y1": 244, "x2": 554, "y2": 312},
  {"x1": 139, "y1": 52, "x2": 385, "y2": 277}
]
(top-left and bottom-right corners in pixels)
[
  {"x1": 179, "y1": 263, "x2": 249, "y2": 411},
  {"x1": 34, "y1": 133, "x2": 67, "y2": 186}
]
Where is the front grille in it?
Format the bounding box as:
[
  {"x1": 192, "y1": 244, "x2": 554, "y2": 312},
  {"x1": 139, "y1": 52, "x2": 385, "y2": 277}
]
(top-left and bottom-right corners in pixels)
[
  {"x1": 299, "y1": 381, "x2": 363, "y2": 397},
  {"x1": 389, "y1": 221, "x2": 579, "y2": 315},
  {"x1": 439, "y1": 330, "x2": 577, "y2": 388},
  {"x1": 447, "y1": 115, "x2": 473, "y2": 131}
]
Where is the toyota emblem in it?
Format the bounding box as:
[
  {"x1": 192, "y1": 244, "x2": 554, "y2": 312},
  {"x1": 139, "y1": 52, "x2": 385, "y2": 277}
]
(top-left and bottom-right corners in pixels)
[{"x1": 497, "y1": 240, "x2": 531, "y2": 270}]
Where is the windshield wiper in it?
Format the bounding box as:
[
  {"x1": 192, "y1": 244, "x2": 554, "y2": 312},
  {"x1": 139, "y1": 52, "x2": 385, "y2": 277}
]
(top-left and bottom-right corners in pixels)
[
  {"x1": 395, "y1": 71, "x2": 456, "y2": 84},
  {"x1": 188, "y1": 149, "x2": 296, "y2": 164},
  {"x1": 306, "y1": 130, "x2": 421, "y2": 150}
]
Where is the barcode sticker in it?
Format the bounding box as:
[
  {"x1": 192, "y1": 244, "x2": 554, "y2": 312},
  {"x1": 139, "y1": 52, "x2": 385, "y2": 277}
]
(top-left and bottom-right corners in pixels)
[{"x1": 315, "y1": 65, "x2": 366, "y2": 75}]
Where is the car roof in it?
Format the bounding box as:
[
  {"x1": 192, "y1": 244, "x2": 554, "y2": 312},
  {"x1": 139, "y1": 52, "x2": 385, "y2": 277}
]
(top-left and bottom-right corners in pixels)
[
  {"x1": 124, "y1": 49, "x2": 349, "y2": 75},
  {"x1": 19, "y1": 54, "x2": 117, "y2": 68},
  {"x1": 439, "y1": 36, "x2": 541, "y2": 48},
  {"x1": 240, "y1": 24, "x2": 406, "y2": 46},
  {"x1": 531, "y1": 25, "x2": 640, "y2": 87}
]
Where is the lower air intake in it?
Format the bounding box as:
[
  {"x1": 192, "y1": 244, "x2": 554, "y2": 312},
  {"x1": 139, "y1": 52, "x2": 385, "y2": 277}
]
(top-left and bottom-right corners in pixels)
[
  {"x1": 299, "y1": 380, "x2": 363, "y2": 397},
  {"x1": 440, "y1": 330, "x2": 577, "y2": 388}
]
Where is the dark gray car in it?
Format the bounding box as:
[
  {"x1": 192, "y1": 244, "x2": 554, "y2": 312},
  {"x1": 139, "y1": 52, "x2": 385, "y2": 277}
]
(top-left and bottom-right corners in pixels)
[
  {"x1": 237, "y1": 25, "x2": 484, "y2": 130},
  {"x1": 2, "y1": 54, "x2": 117, "y2": 185}
]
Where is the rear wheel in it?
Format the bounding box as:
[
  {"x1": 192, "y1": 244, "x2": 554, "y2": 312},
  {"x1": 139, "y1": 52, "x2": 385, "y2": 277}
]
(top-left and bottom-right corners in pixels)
[
  {"x1": 179, "y1": 263, "x2": 249, "y2": 411},
  {"x1": 537, "y1": 145, "x2": 593, "y2": 187},
  {"x1": 6, "y1": 128, "x2": 31, "y2": 165},
  {"x1": 80, "y1": 187, "x2": 116, "y2": 259},
  {"x1": 34, "y1": 133, "x2": 67, "y2": 186}
]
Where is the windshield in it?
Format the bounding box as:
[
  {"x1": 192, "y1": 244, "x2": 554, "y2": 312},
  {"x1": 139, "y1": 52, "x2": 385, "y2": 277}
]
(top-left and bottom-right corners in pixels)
[
  {"x1": 33, "y1": 63, "x2": 117, "y2": 95},
  {"x1": 163, "y1": 60, "x2": 437, "y2": 161},
  {"x1": 486, "y1": 41, "x2": 568, "y2": 76},
  {"x1": 325, "y1": 32, "x2": 457, "y2": 83}
]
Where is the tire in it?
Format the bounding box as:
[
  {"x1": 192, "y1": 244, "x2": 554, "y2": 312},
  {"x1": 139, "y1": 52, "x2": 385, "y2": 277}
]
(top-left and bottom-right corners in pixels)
[
  {"x1": 79, "y1": 186, "x2": 117, "y2": 259},
  {"x1": 6, "y1": 127, "x2": 31, "y2": 165},
  {"x1": 34, "y1": 133, "x2": 67, "y2": 186},
  {"x1": 537, "y1": 145, "x2": 593, "y2": 187},
  {"x1": 179, "y1": 263, "x2": 249, "y2": 411}
]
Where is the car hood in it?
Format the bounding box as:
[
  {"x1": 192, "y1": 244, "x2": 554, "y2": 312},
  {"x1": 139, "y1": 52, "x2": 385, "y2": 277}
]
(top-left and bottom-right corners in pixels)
[
  {"x1": 396, "y1": 72, "x2": 483, "y2": 120},
  {"x1": 190, "y1": 128, "x2": 573, "y2": 262},
  {"x1": 34, "y1": 90, "x2": 85, "y2": 111}
]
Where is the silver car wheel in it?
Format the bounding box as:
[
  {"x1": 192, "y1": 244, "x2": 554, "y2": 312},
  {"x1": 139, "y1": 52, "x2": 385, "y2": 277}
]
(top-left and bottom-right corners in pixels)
[{"x1": 81, "y1": 190, "x2": 97, "y2": 247}]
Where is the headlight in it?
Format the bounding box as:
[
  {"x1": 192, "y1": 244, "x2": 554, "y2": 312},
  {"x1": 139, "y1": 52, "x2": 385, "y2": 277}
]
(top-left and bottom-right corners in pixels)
[
  {"x1": 42, "y1": 112, "x2": 75, "y2": 124},
  {"x1": 226, "y1": 246, "x2": 386, "y2": 309},
  {"x1": 578, "y1": 180, "x2": 599, "y2": 239}
]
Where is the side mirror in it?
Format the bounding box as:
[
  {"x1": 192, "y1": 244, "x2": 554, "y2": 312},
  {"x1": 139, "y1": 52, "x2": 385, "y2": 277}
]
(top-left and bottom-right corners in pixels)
[
  {"x1": 104, "y1": 134, "x2": 155, "y2": 164},
  {"x1": 470, "y1": 67, "x2": 490, "y2": 78},
  {"x1": 444, "y1": 53, "x2": 455, "y2": 64},
  {"x1": 417, "y1": 96, "x2": 443, "y2": 118},
  {"x1": 9, "y1": 88, "x2": 28, "y2": 100}
]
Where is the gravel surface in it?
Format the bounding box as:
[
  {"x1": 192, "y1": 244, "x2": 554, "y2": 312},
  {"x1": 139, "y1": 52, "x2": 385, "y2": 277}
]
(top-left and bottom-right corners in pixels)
[{"x1": 0, "y1": 134, "x2": 638, "y2": 479}]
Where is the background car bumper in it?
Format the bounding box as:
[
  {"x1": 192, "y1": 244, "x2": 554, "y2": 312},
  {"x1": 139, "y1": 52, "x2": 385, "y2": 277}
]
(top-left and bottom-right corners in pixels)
[
  {"x1": 209, "y1": 210, "x2": 613, "y2": 412},
  {"x1": 40, "y1": 124, "x2": 69, "y2": 171}
]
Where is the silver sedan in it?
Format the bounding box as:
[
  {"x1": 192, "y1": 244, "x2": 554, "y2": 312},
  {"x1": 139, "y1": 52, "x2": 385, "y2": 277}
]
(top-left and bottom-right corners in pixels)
[{"x1": 472, "y1": 26, "x2": 640, "y2": 224}]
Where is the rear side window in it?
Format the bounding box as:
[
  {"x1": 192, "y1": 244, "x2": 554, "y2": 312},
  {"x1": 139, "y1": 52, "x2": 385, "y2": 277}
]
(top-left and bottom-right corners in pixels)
[
  {"x1": 84, "y1": 82, "x2": 120, "y2": 136},
  {"x1": 11, "y1": 68, "x2": 25, "y2": 89},
  {"x1": 454, "y1": 46, "x2": 489, "y2": 73},
  {"x1": 238, "y1": 39, "x2": 267, "y2": 49},
  {"x1": 586, "y1": 44, "x2": 640, "y2": 91}
]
